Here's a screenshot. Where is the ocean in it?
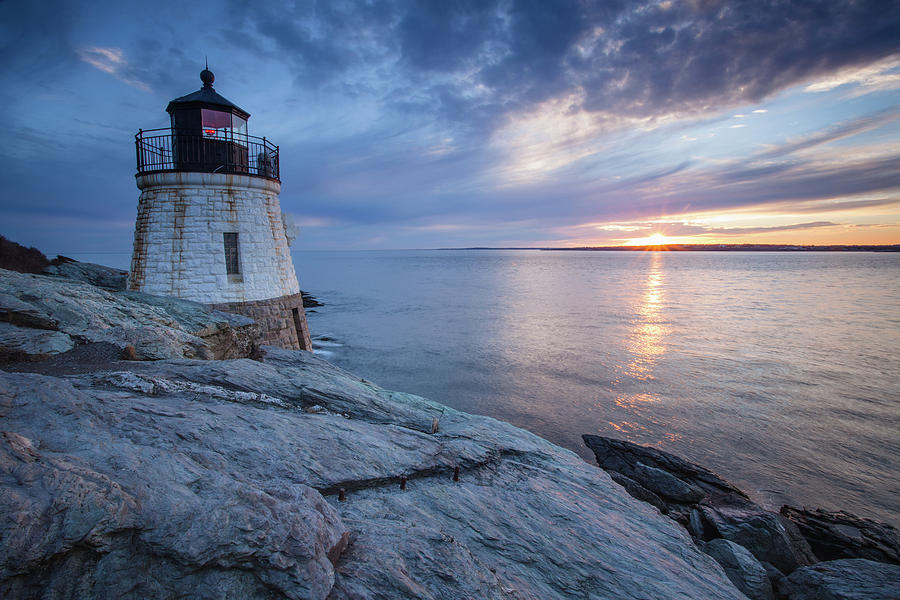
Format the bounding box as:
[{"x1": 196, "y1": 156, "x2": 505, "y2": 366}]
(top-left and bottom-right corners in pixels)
[{"x1": 293, "y1": 249, "x2": 900, "y2": 525}]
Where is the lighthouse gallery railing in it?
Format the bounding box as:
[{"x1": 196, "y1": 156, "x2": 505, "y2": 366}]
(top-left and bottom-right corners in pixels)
[{"x1": 135, "y1": 128, "x2": 279, "y2": 181}]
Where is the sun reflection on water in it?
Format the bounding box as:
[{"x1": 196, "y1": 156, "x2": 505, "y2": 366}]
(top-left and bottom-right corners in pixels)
[
  {"x1": 624, "y1": 252, "x2": 668, "y2": 380},
  {"x1": 607, "y1": 252, "x2": 671, "y2": 439}
]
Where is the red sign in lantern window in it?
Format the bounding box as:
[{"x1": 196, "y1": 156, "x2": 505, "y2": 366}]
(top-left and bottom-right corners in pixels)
[{"x1": 201, "y1": 109, "x2": 232, "y2": 139}]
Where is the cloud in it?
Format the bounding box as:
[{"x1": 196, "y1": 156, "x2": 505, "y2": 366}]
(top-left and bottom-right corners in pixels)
[
  {"x1": 3, "y1": 0, "x2": 899, "y2": 252},
  {"x1": 559, "y1": 218, "x2": 847, "y2": 245},
  {"x1": 805, "y1": 55, "x2": 900, "y2": 94},
  {"x1": 78, "y1": 47, "x2": 151, "y2": 91},
  {"x1": 758, "y1": 106, "x2": 900, "y2": 158},
  {"x1": 760, "y1": 197, "x2": 900, "y2": 215},
  {"x1": 239, "y1": 0, "x2": 900, "y2": 134},
  {"x1": 699, "y1": 221, "x2": 840, "y2": 235}
]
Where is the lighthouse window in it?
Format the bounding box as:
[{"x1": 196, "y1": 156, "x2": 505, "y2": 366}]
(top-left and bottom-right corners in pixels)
[
  {"x1": 223, "y1": 233, "x2": 240, "y2": 275},
  {"x1": 202, "y1": 109, "x2": 233, "y2": 139},
  {"x1": 232, "y1": 115, "x2": 248, "y2": 147}
]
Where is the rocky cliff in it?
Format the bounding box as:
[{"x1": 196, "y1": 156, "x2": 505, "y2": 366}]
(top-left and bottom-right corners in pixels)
[{"x1": 0, "y1": 266, "x2": 757, "y2": 598}]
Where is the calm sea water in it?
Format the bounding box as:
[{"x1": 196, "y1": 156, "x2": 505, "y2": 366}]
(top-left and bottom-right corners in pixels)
[{"x1": 293, "y1": 250, "x2": 900, "y2": 525}]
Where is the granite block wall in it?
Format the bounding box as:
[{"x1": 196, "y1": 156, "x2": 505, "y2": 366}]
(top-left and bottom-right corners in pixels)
[
  {"x1": 211, "y1": 292, "x2": 312, "y2": 351},
  {"x1": 127, "y1": 171, "x2": 311, "y2": 351},
  {"x1": 128, "y1": 172, "x2": 299, "y2": 304}
]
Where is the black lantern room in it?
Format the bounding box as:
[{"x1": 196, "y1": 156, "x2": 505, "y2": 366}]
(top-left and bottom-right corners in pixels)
[{"x1": 135, "y1": 68, "x2": 279, "y2": 180}]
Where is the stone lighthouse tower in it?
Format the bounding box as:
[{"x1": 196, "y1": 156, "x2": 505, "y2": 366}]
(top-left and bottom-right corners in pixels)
[{"x1": 128, "y1": 67, "x2": 312, "y2": 351}]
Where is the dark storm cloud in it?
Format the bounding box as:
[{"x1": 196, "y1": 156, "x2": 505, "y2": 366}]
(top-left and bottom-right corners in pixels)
[{"x1": 240, "y1": 0, "x2": 900, "y2": 130}]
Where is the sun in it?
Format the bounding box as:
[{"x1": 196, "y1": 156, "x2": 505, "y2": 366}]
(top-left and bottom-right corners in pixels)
[{"x1": 626, "y1": 232, "x2": 678, "y2": 246}]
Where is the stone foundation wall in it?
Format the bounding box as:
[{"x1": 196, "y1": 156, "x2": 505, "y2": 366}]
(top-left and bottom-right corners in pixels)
[{"x1": 211, "y1": 292, "x2": 312, "y2": 352}]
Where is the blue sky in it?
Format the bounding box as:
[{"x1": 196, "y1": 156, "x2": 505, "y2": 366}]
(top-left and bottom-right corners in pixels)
[{"x1": 1, "y1": 0, "x2": 898, "y2": 259}]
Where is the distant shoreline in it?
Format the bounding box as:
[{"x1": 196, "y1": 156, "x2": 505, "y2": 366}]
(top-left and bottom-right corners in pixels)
[{"x1": 437, "y1": 244, "x2": 900, "y2": 252}]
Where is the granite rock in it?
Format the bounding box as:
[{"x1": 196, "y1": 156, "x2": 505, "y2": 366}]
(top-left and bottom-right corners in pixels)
[
  {"x1": 0, "y1": 322, "x2": 74, "y2": 360},
  {"x1": 634, "y1": 461, "x2": 705, "y2": 503},
  {"x1": 703, "y1": 538, "x2": 775, "y2": 600},
  {"x1": 699, "y1": 504, "x2": 815, "y2": 574},
  {"x1": 1, "y1": 352, "x2": 749, "y2": 599},
  {"x1": 582, "y1": 434, "x2": 816, "y2": 574},
  {"x1": 0, "y1": 269, "x2": 259, "y2": 361},
  {"x1": 43, "y1": 260, "x2": 127, "y2": 291},
  {"x1": 780, "y1": 506, "x2": 900, "y2": 565},
  {"x1": 609, "y1": 469, "x2": 668, "y2": 512},
  {"x1": 776, "y1": 558, "x2": 900, "y2": 600}
]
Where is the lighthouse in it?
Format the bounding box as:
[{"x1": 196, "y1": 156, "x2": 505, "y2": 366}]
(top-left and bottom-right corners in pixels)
[{"x1": 128, "y1": 67, "x2": 312, "y2": 351}]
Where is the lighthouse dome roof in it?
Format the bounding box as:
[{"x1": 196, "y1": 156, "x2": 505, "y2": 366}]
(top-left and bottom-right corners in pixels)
[{"x1": 165, "y1": 68, "x2": 249, "y2": 119}]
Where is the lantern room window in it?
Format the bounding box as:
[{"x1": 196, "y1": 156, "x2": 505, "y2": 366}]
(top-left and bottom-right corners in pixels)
[
  {"x1": 232, "y1": 115, "x2": 248, "y2": 147},
  {"x1": 202, "y1": 109, "x2": 233, "y2": 140},
  {"x1": 200, "y1": 109, "x2": 249, "y2": 147}
]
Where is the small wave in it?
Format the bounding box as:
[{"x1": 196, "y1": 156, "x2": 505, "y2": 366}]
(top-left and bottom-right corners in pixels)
[{"x1": 313, "y1": 339, "x2": 343, "y2": 348}]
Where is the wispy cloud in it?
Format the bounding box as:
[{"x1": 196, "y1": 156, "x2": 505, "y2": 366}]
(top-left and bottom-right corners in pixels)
[
  {"x1": 77, "y1": 46, "x2": 151, "y2": 91},
  {"x1": 805, "y1": 55, "x2": 900, "y2": 95},
  {"x1": 758, "y1": 106, "x2": 900, "y2": 158}
]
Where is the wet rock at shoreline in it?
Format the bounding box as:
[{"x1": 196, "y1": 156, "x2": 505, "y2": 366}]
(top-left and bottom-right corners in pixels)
[
  {"x1": 582, "y1": 434, "x2": 900, "y2": 596},
  {"x1": 701, "y1": 538, "x2": 774, "y2": 600},
  {"x1": 582, "y1": 434, "x2": 816, "y2": 573},
  {"x1": 780, "y1": 506, "x2": 900, "y2": 565},
  {"x1": 776, "y1": 558, "x2": 900, "y2": 600},
  {"x1": 301, "y1": 290, "x2": 323, "y2": 308}
]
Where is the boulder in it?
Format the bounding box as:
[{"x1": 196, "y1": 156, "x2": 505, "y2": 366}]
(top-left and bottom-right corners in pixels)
[
  {"x1": 609, "y1": 470, "x2": 668, "y2": 512},
  {"x1": 776, "y1": 558, "x2": 900, "y2": 600},
  {"x1": 301, "y1": 291, "x2": 324, "y2": 308},
  {"x1": 781, "y1": 506, "x2": 900, "y2": 565},
  {"x1": 700, "y1": 504, "x2": 815, "y2": 574},
  {"x1": 0, "y1": 322, "x2": 74, "y2": 360},
  {"x1": 703, "y1": 538, "x2": 775, "y2": 600},
  {"x1": 0, "y1": 292, "x2": 58, "y2": 330},
  {"x1": 634, "y1": 462, "x2": 705, "y2": 503},
  {"x1": 0, "y1": 352, "x2": 750, "y2": 599},
  {"x1": 582, "y1": 434, "x2": 817, "y2": 574},
  {"x1": 0, "y1": 269, "x2": 260, "y2": 362},
  {"x1": 43, "y1": 260, "x2": 127, "y2": 291},
  {"x1": 120, "y1": 291, "x2": 260, "y2": 360},
  {"x1": 582, "y1": 434, "x2": 748, "y2": 499}
]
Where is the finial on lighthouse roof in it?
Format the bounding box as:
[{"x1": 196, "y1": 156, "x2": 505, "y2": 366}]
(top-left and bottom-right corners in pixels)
[{"x1": 200, "y1": 59, "x2": 214, "y2": 88}]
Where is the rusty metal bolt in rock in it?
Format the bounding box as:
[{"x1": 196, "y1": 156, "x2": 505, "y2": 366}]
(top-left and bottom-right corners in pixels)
[
  {"x1": 338, "y1": 488, "x2": 346, "y2": 502},
  {"x1": 121, "y1": 344, "x2": 138, "y2": 361},
  {"x1": 453, "y1": 466, "x2": 460, "y2": 482},
  {"x1": 400, "y1": 476, "x2": 407, "y2": 490}
]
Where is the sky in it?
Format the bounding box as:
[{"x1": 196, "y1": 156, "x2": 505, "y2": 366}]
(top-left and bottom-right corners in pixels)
[{"x1": 1, "y1": 0, "x2": 899, "y2": 259}]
